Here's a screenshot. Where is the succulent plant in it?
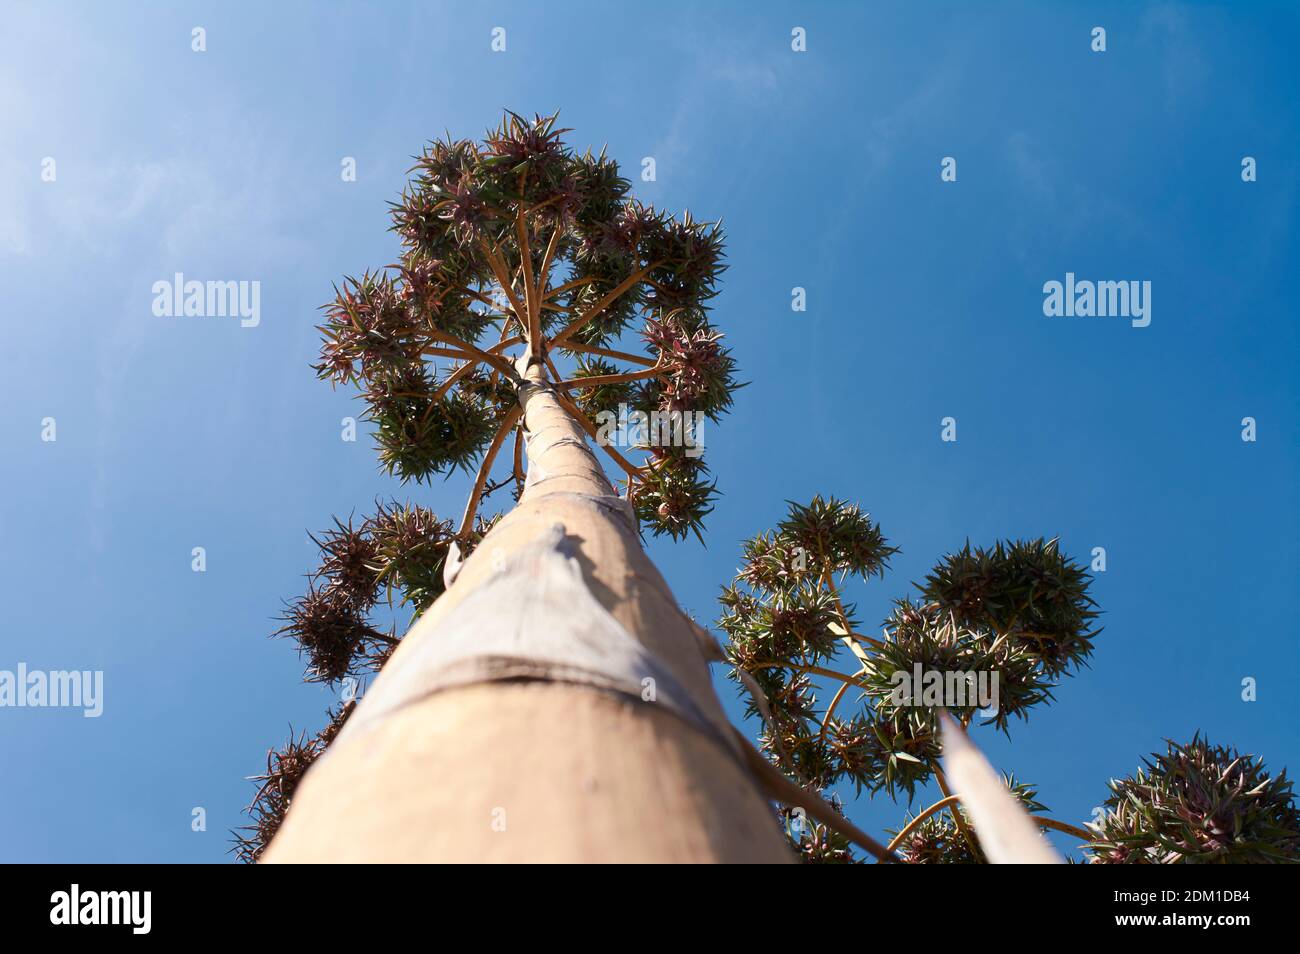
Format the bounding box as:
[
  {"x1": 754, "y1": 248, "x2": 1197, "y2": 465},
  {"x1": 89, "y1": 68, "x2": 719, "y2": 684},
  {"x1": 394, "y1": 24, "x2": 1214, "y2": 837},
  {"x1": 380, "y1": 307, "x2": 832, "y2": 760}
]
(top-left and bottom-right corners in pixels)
[
  {"x1": 719, "y1": 494, "x2": 1298, "y2": 865},
  {"x1": 239, "y1": 111, "x2": 746, "y2": 860},
  {"x1": 237, "y1": 111, "x2": 1295, "y2": 866},
  {"x1": 232, "y1": 702, "x2": 355, "y2": 864},
  {"x1": 889, "y1": 775, "x2": 1047, "y2": 864},
  {"x1": 310, "y1": 111, "x2": 739, "y2": 537},
  {"x1": 273, "y1": 501, "x2": 473, "y2": 686},
  {"x1": 1088, "y1": 734, "x2": 1300, "y2": 864},
  {"x1": 720, "y1": 497, "x2": 1076, "y2": 804},
  {"x1": 920, "y1": 538, "x2": 1099, "y2": 676}
]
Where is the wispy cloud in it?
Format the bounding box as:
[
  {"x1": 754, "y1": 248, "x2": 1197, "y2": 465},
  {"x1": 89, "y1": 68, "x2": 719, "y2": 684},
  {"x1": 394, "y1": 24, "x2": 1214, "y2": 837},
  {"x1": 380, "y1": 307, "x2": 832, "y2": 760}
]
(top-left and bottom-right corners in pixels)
[{"x1": 1141, "y1": 2, "x2": 1208, "y2": 111}]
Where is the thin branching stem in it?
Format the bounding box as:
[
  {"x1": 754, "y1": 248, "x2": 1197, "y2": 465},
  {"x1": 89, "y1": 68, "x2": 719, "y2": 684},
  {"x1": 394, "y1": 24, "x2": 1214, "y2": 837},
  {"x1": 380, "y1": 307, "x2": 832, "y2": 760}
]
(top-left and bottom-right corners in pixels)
[
  {"x1": 542, "y1": 352, "x2": 564, "y2": 384},
  {"x1": 736, "y1": 731, "x2": 900, "y2": 864},
  {"x1": 424, "y1": 329, "x2": 519, "y2": 381},
  {"x1": 1033, "y1": 817, "x2": 1094, "y2": 841},
  {"x1": 423, "y1": 345, "x2": 473, "y2": 360},
  {"x1": 430, "y1": 361, "x2": 480, "y2": 403},
  {"x1": 550, "y1": 262, "x2": 663, "y2": 347},
  {"x1": 536, "y1": 221, "x2": 564, "y2": 305},
  {"x1": 478, "y1": 239, "x2": 529, "y2": 342},
  {"x1": 819, "y1": 681, "x2": 851, "y2": 742},
  {"x1": 932, "y1": 765, "x2": 982, "y2": 860},
  {"x1": 555, "y1": 363, "x2": 665, "y2": 390},
  {"x1": 542, "y1": 275, "x2": 596, "y2": 301},
  {"x1": 515, "y1": 205, "x2": 541, "y2": 356},
  {"x1": 561, "y1": 343, "x2": 656, "y2": 367},
  {"x1": 883, "y1": 795, "x2": 963, "y2": 855},
  {"x1": 456, "y1": 406, "x2": 524, "y2": 540},
  {"x1": 751, "y1": 660, "x2": 870, "y2": 689}
]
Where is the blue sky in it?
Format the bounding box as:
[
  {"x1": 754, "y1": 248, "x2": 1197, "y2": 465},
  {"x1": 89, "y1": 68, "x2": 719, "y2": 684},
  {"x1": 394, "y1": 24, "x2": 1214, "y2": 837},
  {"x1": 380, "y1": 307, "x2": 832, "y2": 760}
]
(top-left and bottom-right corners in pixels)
[{"x1": 2, "y1": 1, "x2": 1296, "y2": 862}]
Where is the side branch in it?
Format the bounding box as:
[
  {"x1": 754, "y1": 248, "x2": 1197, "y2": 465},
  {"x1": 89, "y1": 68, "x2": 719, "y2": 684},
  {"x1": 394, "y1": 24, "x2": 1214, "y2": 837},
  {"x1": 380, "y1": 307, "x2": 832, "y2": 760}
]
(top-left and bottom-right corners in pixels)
[
  {"x1": 550, "y1": 262, "x2": 663, "y2": 348},
  {"x1": 882, "y1": 802, "x2": 1092, "y2": 860},
  {"x1": 736, "y1": 731, "x2": 900, "y2": 863},
  {"x1": 819, "y1": 681, "x2": 851, "y2": 741},
  {"x1": 933, "y1": 765, "x2": 982, "y2": 861},
  {"x1": 536, "y1": 224, "x2": 563, "y2": 301},
  {"x1": 555, "y1": 362, "x2": 664, "y2": 390},
  {"x1": 457, "y1": 406, "x2": 525, "y2": 539},
  {"x1": 478, "y1": 240, "x2": 530, "y2": 343},
  {"x1": 751, "y1": 660, "x2": 870, "y2": 690},
  {"x1": 489, "y1": 334, "x2": 526, "y2": 356},
  {"x1": 515, "y1": 207, "x2": 541, "y2": 356},
  {"x1": 427, "y1": 334, "x2": 527, "y2": 407},
  {"x1": 423, "y1": 330, "x2": 519, "y2": 381},
  {"x1": 542, "y1": 275, "x2": 596, "y2": 302},
  {"x1": 424, "y1": 345, "x2": 472, "y2": 360},
  {"x1": 431, "y1": 362, "x2": 482, "y2": 404},
  {"x1": 559, "y1": 343, "x2": 656, "y2": 368},
  {"x1": 1033, "y1": 817, "x2": 1094, "y2": 841},
  {"x1": 884, "y1": 795, "x2": 963, "y2": 854}
]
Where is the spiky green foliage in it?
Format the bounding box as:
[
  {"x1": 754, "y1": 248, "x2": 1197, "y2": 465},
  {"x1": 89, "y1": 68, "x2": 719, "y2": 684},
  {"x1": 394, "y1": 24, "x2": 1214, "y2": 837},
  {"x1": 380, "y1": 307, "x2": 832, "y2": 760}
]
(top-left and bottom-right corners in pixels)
[
  {"x1": 243, "y1": 112, "x2": 744, "y2": 859},
  {"x1": 921, "y1": 538, "x2": 1099, "y2": 675},
  {"x1": 860, "y1": 600, "x2": 1054, "y2": 738},
  {"x1": 568, "y1": 357, "x2": 634, "y2": 418},
  {"x1": 312, "y1": 111, "x2": 738, "y2": 538},
  {"x1": 232, "y1": 701, "x2": 355, "y2": 863},
  {"x1": 1088, "y1": 735, "x2": 1300, "y2": 864},
  {"x1": 782, "y1": 797, "x2": 859, "y2": 864},
  {"x1": 723, "y1": 495, "x2": 1297, "y2": 865},
  {"x1": 369, "y1": 368, "x2": 506, "y2": 482},
  {"x1": 630, "y1": 454, "x2": 718, "y2": 542},
  {"x1": 778, "y1": 496, "x2": 897, "y2": 582},
  {"x1": 718, "y1": 496, "x2": 1094, "y2": 855},
  {"x1": 721, "y1": 504, "x2": 1090, "y2": 803},
  {"x1": 889, "y1": 776, "x2": 1048, "y2": 864},
  {"x1": 275, "y1": 502, "x2": 474, "y2": 685},
  {"x1": 720, "y1": 497, "x2": 901, "y2": 796}
]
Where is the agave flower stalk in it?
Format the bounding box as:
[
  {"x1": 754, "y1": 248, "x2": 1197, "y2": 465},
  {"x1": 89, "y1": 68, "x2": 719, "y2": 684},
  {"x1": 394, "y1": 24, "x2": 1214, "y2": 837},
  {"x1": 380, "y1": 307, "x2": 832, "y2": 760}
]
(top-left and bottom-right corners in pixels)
[{"x1": 260, "y1": 112, "x2": 783, "y2": 862}]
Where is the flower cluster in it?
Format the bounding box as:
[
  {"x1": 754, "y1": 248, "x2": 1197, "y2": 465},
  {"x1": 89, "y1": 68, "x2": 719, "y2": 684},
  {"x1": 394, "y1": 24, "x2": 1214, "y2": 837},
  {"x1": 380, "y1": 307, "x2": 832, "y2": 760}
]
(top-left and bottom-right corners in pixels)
[
  {"x1": 232, "y1": 702, "x2": 355, "y2": 864},
  {"x1": 275, "y1": 501, "x2": 471, "y2": 685},
  {"x1": 722, "y1": 496, "x2": 1299, "y2": 865},
  {"x1": 719, "y1": 496, "x2": 901, "y2": 801},
  {"x1": 889, "y1": 776, "x2": 1047, "y2": 864},
  {"x1": 313, "y1": 112, "x2": 739, "y2": 539},
  {"x1": 639, "y1": 312, "x2": 738, "y2": 421},
  {"x1": 920, "y1": 538, "x2": 1100, "y2": 675},
  {"x1": 1087, "y1": 734, "x2": 1300, "y2": 863},
  {"x1": 237, "y1": 500, "x2": 481, "y2": 859}
]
